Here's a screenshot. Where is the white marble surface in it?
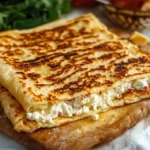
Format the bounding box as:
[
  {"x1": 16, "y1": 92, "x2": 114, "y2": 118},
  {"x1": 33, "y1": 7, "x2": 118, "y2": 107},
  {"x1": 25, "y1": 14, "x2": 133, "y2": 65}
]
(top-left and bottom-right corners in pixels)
[
  {"x1": 0, "y1": 7, "x2": 150, "y2": 150},
  {"x1": 95, "y1": 116, "x2": 150, "y2": 150}
]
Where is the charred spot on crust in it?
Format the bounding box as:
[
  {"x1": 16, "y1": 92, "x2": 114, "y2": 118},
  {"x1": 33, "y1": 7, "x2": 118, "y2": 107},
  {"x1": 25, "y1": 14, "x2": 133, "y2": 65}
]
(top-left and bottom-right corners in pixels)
[
  {"x1": 27, "y1": 73, "x2": 41, "y2": 80},
  {"x1": 94, "y1": 41, "x2": 123, "y2": 51},
  {"x1": 14, "y1": 62, "x2": 32, "y2": 71},
  {"x1": 115, "y1": 63, "x2": 127, "y2": 73},
  {"x1": 113, "y1": 62, "x2": 128, "y2": 78},
  {"x1": 64, "y1": 51, "x2": 77, "y2": 59},
  {"x1": 99, "y1": 65, "x2": 106, "y2": 71},
  {"x1": 0, "y1": 84, "x2": 7, "y2": 94},
  {"x1": 128, "y1": 58, "x2": 139, "y2": 64},
  {"x1": 99, "y1": 53, "x2": 113, "y2": 59},
  {"x1": 105, "y1": 80, "x2": 113, "y2": 86},
  {"x1": 16, "y1": 72, "x2": 27, "y2": 79},
  {"x1": 48, "y1": 62, "x2": 60, "y2": 69},
  {"x1": 139, "y1": 57, "x2": 147, "y2": 63},
  {"x1": 53, "y1": 72, "x2": 111, "y2": 95}
]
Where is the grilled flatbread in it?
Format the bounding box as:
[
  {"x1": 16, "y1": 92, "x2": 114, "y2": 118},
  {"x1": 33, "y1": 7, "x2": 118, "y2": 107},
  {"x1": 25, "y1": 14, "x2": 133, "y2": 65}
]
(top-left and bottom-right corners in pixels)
[
  {"x1": 0, "y1": 98, "x2": 150, "y2": 150},
  {"x1": 0, "y1": 13, "x2": 150, "y2": 132}
]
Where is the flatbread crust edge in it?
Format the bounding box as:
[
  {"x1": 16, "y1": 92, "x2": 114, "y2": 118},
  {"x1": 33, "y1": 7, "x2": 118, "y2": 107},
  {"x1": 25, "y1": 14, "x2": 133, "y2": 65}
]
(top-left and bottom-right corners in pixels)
[
  {"x1": 1, "y1": 84, "x2": 150, "y2": 132},
  {"x1": 0, "y1": 99, "x2": 150, "y2": 150}
]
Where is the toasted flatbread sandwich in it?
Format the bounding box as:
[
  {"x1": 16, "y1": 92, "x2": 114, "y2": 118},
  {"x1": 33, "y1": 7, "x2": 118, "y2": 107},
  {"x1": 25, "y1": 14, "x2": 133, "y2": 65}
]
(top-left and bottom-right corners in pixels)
[{"x1": 0, "y1": 13, "x2": 150, "y2": 132}]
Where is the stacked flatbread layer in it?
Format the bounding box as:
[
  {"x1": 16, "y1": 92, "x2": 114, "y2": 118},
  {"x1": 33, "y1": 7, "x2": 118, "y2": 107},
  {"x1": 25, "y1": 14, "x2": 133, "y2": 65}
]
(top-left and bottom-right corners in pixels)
[{"x1": 0, "y1": 13, "x2": 150, "y2": 132}]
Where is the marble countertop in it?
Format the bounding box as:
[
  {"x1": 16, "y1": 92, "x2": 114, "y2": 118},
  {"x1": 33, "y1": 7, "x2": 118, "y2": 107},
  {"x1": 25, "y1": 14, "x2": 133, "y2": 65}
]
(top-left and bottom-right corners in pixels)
[{"x1": 0, "y1": 6, "x2": 150, "y2": 150}]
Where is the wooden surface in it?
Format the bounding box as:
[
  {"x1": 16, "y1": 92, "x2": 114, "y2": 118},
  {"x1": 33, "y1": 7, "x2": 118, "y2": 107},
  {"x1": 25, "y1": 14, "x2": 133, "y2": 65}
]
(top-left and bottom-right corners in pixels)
[{"x1": 0, "y1": 100, "x2": 150, "y2": 150}]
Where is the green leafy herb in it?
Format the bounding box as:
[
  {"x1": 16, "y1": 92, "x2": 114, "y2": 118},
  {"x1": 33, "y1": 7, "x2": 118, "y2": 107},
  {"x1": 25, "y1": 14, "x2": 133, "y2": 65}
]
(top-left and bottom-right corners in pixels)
[{"x1": 0, "y1": 0, "x2": 71, "y2": 31}]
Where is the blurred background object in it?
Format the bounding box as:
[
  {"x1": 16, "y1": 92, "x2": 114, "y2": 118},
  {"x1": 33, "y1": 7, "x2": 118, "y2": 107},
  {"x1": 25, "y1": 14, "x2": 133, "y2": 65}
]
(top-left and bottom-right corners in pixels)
[
  {"x1": 0, "y1": 0, "x2": 150, "y2": 31},
  {"x1": 97, "y1": 0, "x2": 150, "y2": 30},
  {"x1": 141, "y1": 0, "x2": 150, "y2": 11},
  {"x1": 72, "y1": 0, "x2": 96, "y2": 7},
  {"x1": 0, "y1": 0, "x2": 72, "y2": 31},
  {"x1": 111, "y1": 0, "x2": 148, "y2": 10}
]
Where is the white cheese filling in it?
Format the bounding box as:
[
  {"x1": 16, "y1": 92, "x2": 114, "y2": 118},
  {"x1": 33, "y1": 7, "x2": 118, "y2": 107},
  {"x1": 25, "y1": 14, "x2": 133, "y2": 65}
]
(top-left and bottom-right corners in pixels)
[
  {"x1": 92, "y1": 114, "x2": 99, "y2": 121},
  {"x1": 26, "y1": 78, "x2": 150, "y2": 123}
]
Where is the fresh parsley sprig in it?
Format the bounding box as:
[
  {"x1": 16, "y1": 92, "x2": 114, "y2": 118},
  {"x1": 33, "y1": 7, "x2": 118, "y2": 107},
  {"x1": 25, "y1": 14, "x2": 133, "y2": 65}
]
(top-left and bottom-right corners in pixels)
[{"x1": 0, "y1": 0, "x2": 71, "y2": 31}]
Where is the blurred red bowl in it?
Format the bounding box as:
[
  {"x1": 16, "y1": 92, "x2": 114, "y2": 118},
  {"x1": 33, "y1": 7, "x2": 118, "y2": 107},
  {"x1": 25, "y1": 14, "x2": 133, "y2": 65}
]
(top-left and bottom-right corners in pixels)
[{"x1": 97, "y1": 0, "x2": 150, "y2": 30}]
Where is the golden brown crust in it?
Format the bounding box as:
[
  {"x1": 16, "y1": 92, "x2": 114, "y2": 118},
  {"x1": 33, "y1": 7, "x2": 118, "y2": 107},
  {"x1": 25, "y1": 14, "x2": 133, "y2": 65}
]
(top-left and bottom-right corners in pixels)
[
  {"x1": 0, "y1": 23, "x2": 150, "y2": 149},
  {"x1": 0, "y1": 14, "x2": 150, "y2": 132},
  {"x1": 1, "y1": 79, "x2": 150, "y2": 132},
  {"x1": 0, "y1": 13, "x2": 119, "y2": 111},
  {"x1": 0, "y1": 100, "x2": 150, "y2": 150},
  {"x1": 2, "y1": 13, "x2": 150, "y2": 113}
]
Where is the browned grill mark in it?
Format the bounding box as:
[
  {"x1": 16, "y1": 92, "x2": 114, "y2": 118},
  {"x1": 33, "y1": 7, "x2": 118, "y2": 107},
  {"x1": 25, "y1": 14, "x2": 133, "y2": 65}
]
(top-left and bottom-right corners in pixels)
[
  {"x1": 48, "y1": 62, "x2": 60, "y2": 69},
  {"x1": 52, "y1": 70, "x2": 108, "y2": 95},
  {"x1": 94, "y1": 41, "x2": 123, "y2": 51},
  {"x1": 115, "y1": 64, "x2": 128, "y2": 73},
  {"x1": 126, "y1": 72, "x2": 150, "y2": 78},
  {"x1": 47, "y1": 94, "x2": 58, "y2": 101},
  {"x1": 114, "y1": 64, "x2": 128, "y2": 78},
  {"x1": 0, "y1": 84, "x2": 7, "y2": 94},
  {"x1": 16, "y1": 72, "x2": 27, "y2": 79},
  {"x1": 0, "y1": 18, "x2": 97, "y2": 46},
  {"x1": 139, "y1": 57, "x2": 148, "y2": 63},
  {"x1": 114, "y1": 57, "x2": 149, "y2": 67},
  {"x1": 9, "y1": 101, "x2": 24, "y2": 115},
  {"x1": 36, "y1": 66, "x2": 107, "y2": 87},
  {"x1": 99, "y1": 53, "x2": 113, "y2": 59},
  {"x1": 12, "y1": 41, "x2": 124, "y2": 72},
  {"x1": 45, "y1": 64, "x2": 80, "y2": 80},
  {"x1": 0, "y1": 33, "x2": 99, "y2": 49},
  {"x1": 53, "y1": 76, "x2": 113, "y2": 95},
  {"x1": 64, "y1": 51, "x2": 78, "y2": 59},
  {"x1": 124, "y1": 57, "x2": 148, "y2": 65},
  {"x1": 1, "y1": 49, "x2": 25, "y2": 56},
  {"x1": 27, "y1": 73, "x2": 41, "y2": 80},
  {"x1": 46, "y1": 68, "x2": 87, "y2": 85},
  {"x1": 109, "y1": 54, "x2": 128, "y2": 65}
]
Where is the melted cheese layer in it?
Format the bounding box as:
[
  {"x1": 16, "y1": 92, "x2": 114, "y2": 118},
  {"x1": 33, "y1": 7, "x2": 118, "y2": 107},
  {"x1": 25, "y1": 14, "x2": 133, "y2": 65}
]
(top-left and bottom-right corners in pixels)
[{"x1": 26, "y1": 78, "x2": 150, "y2": 123}]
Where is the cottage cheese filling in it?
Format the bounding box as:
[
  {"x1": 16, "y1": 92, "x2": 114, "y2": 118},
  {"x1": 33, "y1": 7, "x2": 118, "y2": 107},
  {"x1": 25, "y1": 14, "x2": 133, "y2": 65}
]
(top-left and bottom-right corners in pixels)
[{"x1": 26, "y1": 78, "x2": 150, "y2": 123}]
